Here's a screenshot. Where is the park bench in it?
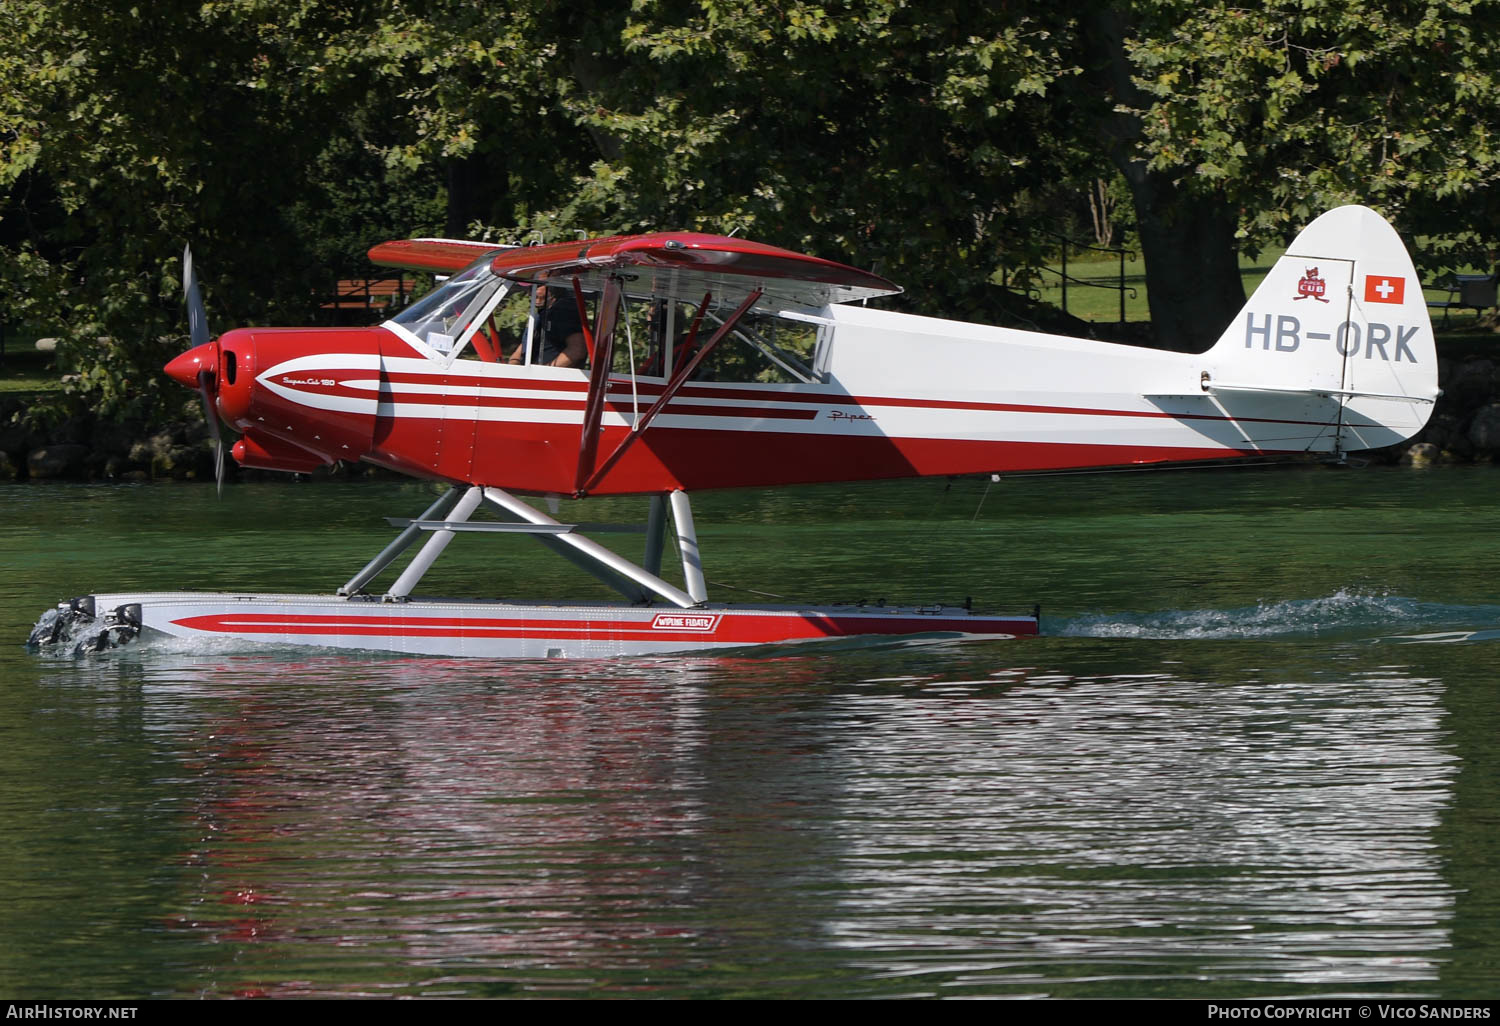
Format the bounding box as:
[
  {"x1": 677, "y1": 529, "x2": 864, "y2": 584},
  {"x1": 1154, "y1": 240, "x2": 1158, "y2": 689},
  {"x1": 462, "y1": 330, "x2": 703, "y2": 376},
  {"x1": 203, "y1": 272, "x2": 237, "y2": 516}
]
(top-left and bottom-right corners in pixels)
[
  {"x1": 1426, "y1": 273, "x2": 1496, "y2": 325},
  {"x1": 322, "y1": 277, "x2": 412, "y2": 322}
]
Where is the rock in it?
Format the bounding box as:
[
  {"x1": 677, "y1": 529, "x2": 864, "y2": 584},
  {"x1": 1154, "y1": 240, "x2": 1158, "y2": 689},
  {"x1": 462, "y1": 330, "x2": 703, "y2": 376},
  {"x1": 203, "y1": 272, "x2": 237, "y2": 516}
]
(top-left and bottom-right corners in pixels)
[
  {"x1": 127, "y1": 430, "x2": 204, "y2": 478},
  {"x1": 27, "y1": 444, "x2": 90, "y2": 479},
  {"x1": 0, "y1": 417, "x2": 41, "y2": 457},
  {"x1": 1401, "y1": 442, "x2": 1440, "y2": 467},
  {"x1": 0, "y1": 429, "x2": 31, "y2": 460},
  {"x1": 89, "y1": 420, "x2": 134, "y2": 458},
  {"x1": 0, "y1": 451, "x2": 16, "y2": 481},
  {"x1": 1418, "y1": 412, "x2": 1461, "y2": 452},
  {"x1": 1467, "y1": 403, "x2": 1500, "y2": 453},
  {"x1": 1447, "y1": 359, "x2": 1496, "y2": 408},
  {"x1": 47, "y1": 414, "x2": 92, "y2": 446}
]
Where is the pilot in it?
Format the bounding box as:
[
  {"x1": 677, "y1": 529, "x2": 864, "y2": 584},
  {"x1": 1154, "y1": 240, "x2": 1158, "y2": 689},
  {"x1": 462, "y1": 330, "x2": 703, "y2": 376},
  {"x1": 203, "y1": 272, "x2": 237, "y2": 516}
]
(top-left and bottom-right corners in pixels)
[{"x1": 510, "y1": 284, "x2": 588, "y2": 367}]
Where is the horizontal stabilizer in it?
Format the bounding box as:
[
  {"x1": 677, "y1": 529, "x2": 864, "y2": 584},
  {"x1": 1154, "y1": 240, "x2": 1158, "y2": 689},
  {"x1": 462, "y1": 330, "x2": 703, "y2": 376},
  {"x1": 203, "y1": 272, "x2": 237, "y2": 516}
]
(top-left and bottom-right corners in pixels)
[{"x1": 1204, "y1": 380, "x2": 1438, "y2": 404}]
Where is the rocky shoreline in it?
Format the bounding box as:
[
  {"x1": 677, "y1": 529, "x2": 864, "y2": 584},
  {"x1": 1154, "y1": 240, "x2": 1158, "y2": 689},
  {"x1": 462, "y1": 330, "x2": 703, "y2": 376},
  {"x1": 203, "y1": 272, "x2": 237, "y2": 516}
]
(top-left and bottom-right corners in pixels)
[
  {"x1": 4, "y1": 349, "x2": 1499, "y2": 482},
  {"x1": 1398, "y1": 351, "x2": 1500, "y2": 465},
  {"x1": 0, "y1": 399, "x2": 390, "y2": 484}
]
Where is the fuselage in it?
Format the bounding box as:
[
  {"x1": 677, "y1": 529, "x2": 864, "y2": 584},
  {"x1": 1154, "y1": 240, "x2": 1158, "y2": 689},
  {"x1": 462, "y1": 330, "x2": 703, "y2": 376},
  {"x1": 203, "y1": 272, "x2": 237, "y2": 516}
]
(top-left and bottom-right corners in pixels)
[
  {"x1": 181, "y1": 309, "x2": 1407, "y2": 496},
  {"x1": 165, "y1": 206, "x2": 1437, "y2": 496}
]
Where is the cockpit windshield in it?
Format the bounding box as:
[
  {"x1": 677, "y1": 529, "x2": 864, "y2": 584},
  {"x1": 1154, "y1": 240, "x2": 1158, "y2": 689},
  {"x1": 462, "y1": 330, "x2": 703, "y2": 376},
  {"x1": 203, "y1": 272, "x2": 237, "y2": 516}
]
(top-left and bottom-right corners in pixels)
[{"x1": 388, "y1": 255, "x2": 508, "y2": 354}]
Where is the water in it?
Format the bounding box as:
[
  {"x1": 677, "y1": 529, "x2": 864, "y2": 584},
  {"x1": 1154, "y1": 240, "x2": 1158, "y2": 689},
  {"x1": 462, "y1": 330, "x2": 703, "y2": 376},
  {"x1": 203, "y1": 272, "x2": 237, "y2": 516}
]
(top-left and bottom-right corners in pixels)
[{"x1": 2, "y1": 467, "x2": 1498, "y2": 998}]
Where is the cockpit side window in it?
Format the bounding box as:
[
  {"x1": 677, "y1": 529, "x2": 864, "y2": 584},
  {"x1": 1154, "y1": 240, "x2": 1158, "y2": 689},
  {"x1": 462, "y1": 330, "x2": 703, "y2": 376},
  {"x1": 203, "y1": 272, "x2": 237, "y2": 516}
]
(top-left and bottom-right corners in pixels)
[
  {"x1": 447, "y1": 285, "x2": 533, "y2": 365},
  {"x1": 387, "y1": 256, "x2": 507, "y2": 357},
  {"x1": 623, "y1": 301, "x2": 818, "y2": 384}
]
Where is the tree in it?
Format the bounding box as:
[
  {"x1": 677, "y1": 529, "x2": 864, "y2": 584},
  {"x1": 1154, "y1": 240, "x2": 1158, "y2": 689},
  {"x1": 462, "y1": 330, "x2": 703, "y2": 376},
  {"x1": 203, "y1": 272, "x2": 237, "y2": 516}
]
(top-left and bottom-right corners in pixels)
[
  {"x1": 6, "y1": 0, "x2": 1499, "y2": 430},
  {"x1": 0, "y1": 0, "x2": 356, "y2": 420},
  {"x1": 549, "y1": 1, "x2": 1096, "y2": 323},
  {"x1": 1084, "y1": 0, "x2": 1500, "y2": 348}
]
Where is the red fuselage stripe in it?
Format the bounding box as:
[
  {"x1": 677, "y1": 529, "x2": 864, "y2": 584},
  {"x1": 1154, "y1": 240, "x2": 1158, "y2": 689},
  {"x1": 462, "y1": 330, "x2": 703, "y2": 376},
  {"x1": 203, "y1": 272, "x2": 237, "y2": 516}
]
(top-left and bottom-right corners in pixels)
[{"x1": 291, "y1": 367, "x2": 1330, "y2": 430}]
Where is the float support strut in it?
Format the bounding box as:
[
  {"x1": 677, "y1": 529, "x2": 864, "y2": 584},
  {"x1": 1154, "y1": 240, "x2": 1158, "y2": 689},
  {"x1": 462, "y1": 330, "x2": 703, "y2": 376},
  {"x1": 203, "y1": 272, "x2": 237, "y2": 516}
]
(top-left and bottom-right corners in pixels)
[
  {"x1": 644, "y1": 494, "x2": 668, "y2": 576},
  {"x1": 340, "y1": 486, "x2": 461, "y2": 596},
  {"x1": 670, "y1": 489, "x2": 708, "y2": 603},
  {"x1": 483, "y1": 486, "x2": 698, "y2": 608},
  {"x1": 384, "y1": 486, "x2": 483, "y2": 601}
]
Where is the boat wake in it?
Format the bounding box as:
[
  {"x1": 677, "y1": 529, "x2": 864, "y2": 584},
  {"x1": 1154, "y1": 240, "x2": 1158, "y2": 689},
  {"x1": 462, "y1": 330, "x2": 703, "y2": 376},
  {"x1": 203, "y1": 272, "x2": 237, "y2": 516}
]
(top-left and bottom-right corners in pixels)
[{"x1": 1054, "y1": 589, "x2": 1500, "y2": 643}]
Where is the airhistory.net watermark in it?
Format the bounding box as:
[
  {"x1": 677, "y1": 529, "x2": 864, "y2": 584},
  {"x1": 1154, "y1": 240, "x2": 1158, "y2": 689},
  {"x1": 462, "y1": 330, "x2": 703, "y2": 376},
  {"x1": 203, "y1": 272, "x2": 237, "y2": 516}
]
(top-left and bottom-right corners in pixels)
[{"x1": 5, "y1": 1008, "x2": 137, "y2": 1020}]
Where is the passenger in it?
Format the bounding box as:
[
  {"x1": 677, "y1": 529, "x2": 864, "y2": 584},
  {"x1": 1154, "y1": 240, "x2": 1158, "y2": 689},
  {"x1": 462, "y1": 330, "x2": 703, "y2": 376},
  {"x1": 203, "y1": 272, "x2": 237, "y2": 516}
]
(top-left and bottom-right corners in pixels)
[
  {"x1": 641, "y1": 299, "x2": 692, "y2": 376},
  {"x1": 638, "y1": 299, "x2": 668, "y2": 375},
  {"x1": 510, "y1": 284, "x2": 589, "y2": 367}
]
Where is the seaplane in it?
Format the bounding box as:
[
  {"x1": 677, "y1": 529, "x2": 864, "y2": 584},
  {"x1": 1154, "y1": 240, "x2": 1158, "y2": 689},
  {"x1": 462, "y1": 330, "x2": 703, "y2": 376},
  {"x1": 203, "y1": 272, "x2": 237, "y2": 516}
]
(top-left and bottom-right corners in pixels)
[{"x1": 31, "y1": 205, "x2": 1438, "y2": 658}]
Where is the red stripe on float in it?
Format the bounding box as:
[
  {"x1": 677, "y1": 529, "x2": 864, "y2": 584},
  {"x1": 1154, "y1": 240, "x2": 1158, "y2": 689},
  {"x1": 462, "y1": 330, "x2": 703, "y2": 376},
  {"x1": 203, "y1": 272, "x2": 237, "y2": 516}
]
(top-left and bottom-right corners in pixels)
[{"x1": 170, "y1": 610, "x2": 1037, "y2": 642}]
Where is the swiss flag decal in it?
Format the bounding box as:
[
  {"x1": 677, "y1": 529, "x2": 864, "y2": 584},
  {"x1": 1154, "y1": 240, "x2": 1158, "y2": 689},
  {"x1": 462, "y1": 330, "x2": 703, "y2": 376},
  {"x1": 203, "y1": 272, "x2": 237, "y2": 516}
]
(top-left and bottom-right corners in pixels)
[{"x1": 1364, "y1": 275, "x2": 1406, "y2": 304}]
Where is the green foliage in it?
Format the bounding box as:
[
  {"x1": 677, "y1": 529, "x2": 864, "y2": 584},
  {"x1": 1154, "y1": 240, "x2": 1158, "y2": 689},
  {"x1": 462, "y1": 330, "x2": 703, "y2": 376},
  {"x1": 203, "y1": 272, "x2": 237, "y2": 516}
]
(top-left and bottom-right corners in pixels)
[
  {"x1": 569, "y1": 1, "x2": 1093, "y2": 321},
  {"x1": 3, "y1": 0, "x2": 1499, "y2": 428},
  {"x1": 1119, "y1": 0, "x2": 1500, "y2": 267}
]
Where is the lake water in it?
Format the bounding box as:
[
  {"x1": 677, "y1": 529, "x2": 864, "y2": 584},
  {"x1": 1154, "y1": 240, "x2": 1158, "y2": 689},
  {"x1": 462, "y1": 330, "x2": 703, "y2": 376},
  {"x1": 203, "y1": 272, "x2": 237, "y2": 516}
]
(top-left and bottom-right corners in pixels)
[{"x1": 2, "y1": 466, "x2": 1497, "y2": 999}]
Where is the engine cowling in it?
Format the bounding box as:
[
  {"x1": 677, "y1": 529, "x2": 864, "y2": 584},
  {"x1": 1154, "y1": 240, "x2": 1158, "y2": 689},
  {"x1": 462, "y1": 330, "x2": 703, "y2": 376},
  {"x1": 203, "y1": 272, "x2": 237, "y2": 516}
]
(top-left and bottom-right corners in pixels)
[
  {"x1": 210, "y1": 327, "x2": 381, "y2": 466},
  {"x1": 231, "y1": 433, "x2": 327, "y2": 474}
]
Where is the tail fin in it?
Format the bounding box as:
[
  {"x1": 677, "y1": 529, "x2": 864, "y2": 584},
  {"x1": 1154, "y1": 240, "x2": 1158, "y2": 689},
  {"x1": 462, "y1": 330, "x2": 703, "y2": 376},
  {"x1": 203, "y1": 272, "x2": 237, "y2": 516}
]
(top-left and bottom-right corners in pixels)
[{"x1": 1203, "y1": 205, "x2": 1438, "y2": 454}]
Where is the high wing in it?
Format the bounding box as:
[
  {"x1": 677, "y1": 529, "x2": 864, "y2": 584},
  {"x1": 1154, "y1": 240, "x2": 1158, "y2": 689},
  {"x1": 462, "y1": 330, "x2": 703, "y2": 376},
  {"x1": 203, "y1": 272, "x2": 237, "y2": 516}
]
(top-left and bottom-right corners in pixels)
[
  {"x1": 367, "y1": 230, "x2": 899, "y2": 497},
  {"x1": 371, "y1": 231, "x2": 900, "y2": 310},
  {"x1": 367, "y1": 237, "x2": 512, "y2": 275}
]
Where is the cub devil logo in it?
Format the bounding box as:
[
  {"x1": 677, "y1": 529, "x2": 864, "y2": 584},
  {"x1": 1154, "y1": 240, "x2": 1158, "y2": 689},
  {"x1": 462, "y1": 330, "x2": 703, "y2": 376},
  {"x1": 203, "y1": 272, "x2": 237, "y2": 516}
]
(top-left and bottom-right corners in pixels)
[{"x1": 1294, "y1": 267, "x2": 1329, "y2": 303}]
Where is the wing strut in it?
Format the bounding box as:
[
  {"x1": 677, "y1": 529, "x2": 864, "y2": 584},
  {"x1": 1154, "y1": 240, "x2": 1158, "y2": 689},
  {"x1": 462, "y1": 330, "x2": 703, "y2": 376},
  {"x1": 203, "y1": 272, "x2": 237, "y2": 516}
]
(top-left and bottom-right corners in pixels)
[
  {"x1": 575, "y1": 286, "x2": 763, "y2": 497},
  {"x1": 573, "y1": 274, "x2": 624, "y2": 494},
  {"x1": 570, "y1": 275, "x2": 596, "y2": 363}
]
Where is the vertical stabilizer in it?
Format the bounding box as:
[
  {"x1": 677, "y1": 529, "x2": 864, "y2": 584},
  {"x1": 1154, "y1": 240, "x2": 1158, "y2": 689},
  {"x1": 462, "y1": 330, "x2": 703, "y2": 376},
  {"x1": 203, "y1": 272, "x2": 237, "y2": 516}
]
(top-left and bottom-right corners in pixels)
[{"x1": 1203, "y1": 205, "x2": 1438, "y2": 452}]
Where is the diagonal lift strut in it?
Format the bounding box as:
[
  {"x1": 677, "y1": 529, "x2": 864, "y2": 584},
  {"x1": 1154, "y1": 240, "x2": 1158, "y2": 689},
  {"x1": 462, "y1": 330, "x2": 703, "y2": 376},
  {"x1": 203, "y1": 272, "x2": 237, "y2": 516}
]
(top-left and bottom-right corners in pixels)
[{"x1": 573, "y1": 285, "x2": 764, "y2": 498}]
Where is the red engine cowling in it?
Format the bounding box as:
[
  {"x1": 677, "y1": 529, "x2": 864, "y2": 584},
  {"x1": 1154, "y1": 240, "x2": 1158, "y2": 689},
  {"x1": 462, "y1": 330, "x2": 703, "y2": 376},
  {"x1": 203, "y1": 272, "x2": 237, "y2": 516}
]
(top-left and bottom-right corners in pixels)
[{"x1": 209, "y1": 327, "x2": 382, "y2": 466}]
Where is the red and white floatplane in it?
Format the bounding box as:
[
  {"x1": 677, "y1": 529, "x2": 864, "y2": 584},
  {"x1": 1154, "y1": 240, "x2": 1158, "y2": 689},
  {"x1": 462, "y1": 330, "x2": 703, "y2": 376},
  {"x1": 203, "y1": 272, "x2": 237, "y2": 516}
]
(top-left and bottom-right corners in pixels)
[{"x1": 33, "y1": 206, "x2": 1437, "y2": 657}]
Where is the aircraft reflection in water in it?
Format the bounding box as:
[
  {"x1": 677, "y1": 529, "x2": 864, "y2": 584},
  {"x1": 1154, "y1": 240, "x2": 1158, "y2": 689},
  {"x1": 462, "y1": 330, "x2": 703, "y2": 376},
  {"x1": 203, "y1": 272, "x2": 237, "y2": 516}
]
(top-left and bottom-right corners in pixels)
[
  {"x1": 140, "y1": 651, "x2": 1454, "y2": 997},
  {"x1": 33, "y1": 206, "x2": 1437, "y2": 657}
]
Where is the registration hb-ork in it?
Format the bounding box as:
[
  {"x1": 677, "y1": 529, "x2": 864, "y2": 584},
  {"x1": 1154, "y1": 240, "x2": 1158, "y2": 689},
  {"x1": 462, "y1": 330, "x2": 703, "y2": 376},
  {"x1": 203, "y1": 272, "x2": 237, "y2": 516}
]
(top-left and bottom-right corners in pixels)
[{"x1": 1245, "y1": 313, "x2": 1421, "y2": 362}]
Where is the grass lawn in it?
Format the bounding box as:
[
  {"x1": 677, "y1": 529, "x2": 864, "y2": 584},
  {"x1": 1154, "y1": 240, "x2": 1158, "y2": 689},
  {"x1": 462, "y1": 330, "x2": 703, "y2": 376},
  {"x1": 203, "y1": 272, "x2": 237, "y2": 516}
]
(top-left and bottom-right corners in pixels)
[
  {"x1": 1027, "y1": 244, "x2": 1287, "y2": 325},
  {"x1": 1033, "y1": 243, "x2": 1492, "y2": 337},
  {"x1": 0, "y1": 341, "x2": 61, "y2": 398},
  {"x1": 0, "y1": 258, "x2": 1489, "y2": 406}
]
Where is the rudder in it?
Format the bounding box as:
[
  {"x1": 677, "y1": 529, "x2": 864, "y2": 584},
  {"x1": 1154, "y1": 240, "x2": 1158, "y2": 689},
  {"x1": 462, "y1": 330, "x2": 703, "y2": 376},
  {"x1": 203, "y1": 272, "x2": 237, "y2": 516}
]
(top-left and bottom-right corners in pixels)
[{"x1": 1203, "y1": 205, "x2": 1438, "y2": 453}]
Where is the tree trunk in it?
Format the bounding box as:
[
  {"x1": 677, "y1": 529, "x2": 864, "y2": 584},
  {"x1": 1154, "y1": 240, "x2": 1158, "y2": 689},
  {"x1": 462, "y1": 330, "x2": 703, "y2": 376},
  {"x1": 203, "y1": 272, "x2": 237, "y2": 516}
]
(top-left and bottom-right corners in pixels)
[
  {"x1": 1119, "y1": 168, "x2": 1245, "y2": 352},
  {"x1": 1080, "y1": 8, "x2": 1246, "y2": 352},
  {"x1": 444, "y1": 155, "x2": 491, "y2": 240}
]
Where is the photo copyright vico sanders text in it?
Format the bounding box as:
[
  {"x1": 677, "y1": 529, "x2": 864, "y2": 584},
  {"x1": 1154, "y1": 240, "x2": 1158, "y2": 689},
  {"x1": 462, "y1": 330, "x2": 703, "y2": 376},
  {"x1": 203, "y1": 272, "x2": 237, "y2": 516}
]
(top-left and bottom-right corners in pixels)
[{"x1": 1209, "y1": 1008, "x2": 1490, "y2": 1020}]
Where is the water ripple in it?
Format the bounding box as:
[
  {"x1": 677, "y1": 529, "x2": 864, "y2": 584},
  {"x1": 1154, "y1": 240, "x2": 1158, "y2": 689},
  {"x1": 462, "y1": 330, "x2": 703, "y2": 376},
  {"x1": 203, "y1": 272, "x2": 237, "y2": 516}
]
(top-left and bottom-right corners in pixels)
[{"x1": 1056, "y1": 590, "x2": 1500, "y2": 642}]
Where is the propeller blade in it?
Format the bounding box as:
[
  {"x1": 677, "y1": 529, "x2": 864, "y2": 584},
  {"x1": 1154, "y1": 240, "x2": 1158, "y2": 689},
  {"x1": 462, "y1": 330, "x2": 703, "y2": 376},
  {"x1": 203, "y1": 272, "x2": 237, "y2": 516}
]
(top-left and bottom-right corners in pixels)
[
  {"x1": 183, "y1": 244, "x2": 209, "y2": 352},
  {"x1": 183, "y1": 245, "x2": 226, "y2": 495},
  {"x1": 181, "y1": 246, "x2": 228, "y2": 496},
  {"x1": 197, "y1": 369, "x2": 225, "y2": 497}
]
